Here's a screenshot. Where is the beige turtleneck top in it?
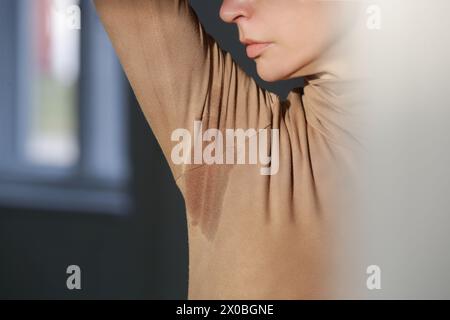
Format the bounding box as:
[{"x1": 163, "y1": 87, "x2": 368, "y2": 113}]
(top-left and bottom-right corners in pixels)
[{"x1": 94, "y1": 0, "x2": 363, "y2": 299}]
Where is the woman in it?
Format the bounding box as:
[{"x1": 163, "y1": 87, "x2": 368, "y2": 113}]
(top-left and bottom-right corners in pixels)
[{"x1": 94, "y1": 0, "x2": 365, "y2": 299}]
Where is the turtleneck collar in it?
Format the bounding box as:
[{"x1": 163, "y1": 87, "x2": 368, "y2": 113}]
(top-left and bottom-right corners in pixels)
[{"x1": 287, "y1": 73, "x2": 367, "y2": 150}]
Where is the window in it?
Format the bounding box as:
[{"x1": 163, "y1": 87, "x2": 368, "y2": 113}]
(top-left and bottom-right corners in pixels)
[
  {"x1": 19, "y1": 0, "x2": 81, "y2": 167},
  {"x1": 0, "y1": 0, "x2": 131, "y2": 214}
]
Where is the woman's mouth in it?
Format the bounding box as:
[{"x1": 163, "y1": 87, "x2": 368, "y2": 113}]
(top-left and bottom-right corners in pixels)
[{"x1": 243, "y1": 41, "x2": 273, "y2": 59}]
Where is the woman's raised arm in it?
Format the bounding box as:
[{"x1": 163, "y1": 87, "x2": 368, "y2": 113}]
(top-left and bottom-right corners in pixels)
[{"x1": 94, "y1": 0, "x2": 273, "y2": 179}]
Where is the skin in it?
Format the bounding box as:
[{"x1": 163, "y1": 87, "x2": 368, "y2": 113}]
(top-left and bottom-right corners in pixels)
[{"x1": 219, "y1": 0, "x2": 363, "y2": 82}]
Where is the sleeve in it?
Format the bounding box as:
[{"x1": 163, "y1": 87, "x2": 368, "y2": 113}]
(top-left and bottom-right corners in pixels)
[{"x1": 93, "y1": 0, "x2": 275, "y2": 180}]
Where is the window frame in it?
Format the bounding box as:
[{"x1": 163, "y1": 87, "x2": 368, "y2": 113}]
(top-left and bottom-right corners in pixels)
[{"x1": 0, "y1": 0, "x2": 132, "y2": 215}]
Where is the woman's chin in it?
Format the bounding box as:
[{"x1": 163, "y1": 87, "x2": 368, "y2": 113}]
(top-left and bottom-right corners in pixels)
[
  {"x1": 256, "y1": 63, "x2": 288, "y2": 83},
  {"x1": 256, "y1": 58, "x2": 304, "y2": 83}
]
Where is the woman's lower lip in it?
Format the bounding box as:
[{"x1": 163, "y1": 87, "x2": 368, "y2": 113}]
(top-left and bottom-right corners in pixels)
[{"x1": 246, "y1": 43, "x2": 273, "y2": 59}]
